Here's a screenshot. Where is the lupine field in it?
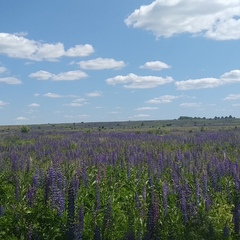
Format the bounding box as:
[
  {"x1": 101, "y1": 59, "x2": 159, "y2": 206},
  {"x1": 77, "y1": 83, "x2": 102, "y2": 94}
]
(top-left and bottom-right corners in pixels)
[{"x1": 0, "y1": 124, "x2": 240, "y2": 239}]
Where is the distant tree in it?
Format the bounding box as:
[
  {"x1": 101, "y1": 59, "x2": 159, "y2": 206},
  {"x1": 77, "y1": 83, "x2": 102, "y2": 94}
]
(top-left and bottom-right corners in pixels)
[{"x1": 21, "y1": 125, "x2": 30, "y2": 133}]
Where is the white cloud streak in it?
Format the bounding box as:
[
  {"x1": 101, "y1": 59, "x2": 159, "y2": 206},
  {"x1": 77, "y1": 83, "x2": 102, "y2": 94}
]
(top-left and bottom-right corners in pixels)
[
  {"x1": 224, "y1": 94, "x2": 240, "y2": 100},
  {"x1": 78, "y1": 58, "x2": 126, "y2": 70},
  {"x1": 146, "y1": 95, "x2": 180, "y2": 104},
  {"x1": 15, "y1": 116, "x2": 28, "y2": 121},
  {"x1": 0, "y1": 66, "x2": 7, "y2": 73},
  {"x1": 175, "y1": 70, "x2": 240, "y2": 90},
  {"x1": 139, "y1": 61, "x2": 171, "y2": 70},
  {"x1": 28, "y1": 103, "x2": 40, "y2": 108},
  {"x1": 0, "y1": 33, "x2": 94, "y2": 61},
  {"x1": 64, "y1": 98, "x2": 87, "y2": 107},
  {"x1": 106, "y1": 73, "x2": 173, "y2": 89},
  {"x1": 180, "y1": 102, "x2": 202, "y2": 108},
  {"x1": 43, "y1": 92, "x2": 63, "y2": 98},
  {"x1": 29, "y1": 70, "x2": 87, "y2": 81},
  {"x1": 125, "y1": 0, "x2": 240, "y2": 40},
  {"x1": 86, "y1": 91, "x2": 103, "y2": 97},
  {"x1": 0, "y1": 77, "x2": 22, "y2": 85},
  {"x1": 0, "y1": 100, "x2": 9, "y2": 107},
  {"x1": 135, "y1": 107, "x2": 158, "y2": 111}
]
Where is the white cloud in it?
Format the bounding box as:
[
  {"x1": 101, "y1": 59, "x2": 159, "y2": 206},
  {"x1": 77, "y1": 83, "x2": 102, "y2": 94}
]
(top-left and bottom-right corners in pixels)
[
  {"x1": 78, "y1": 58, "x2": 126, "y2": 70},
  {"x1": 0, "y1": 66, "x2": 7, "y2": 73},
  {"x1": 86, "y1": 91, "x2": 102, "y2": 97},
  {"x1": 29, "y1": 70, "x2": 53, "y2": 80},
  {"x1": 29, "y1": 70, "x2": 87, "y2": 81},
  {"x1": 65, "y1": 44, "x2": 94, "y2": 57},
  {"x1": 146, "y1": 95, "x2": 180, "y2": 104},
  {"x1": 180, "y1": 102, "x2": 202, "y2": 108},
  {"x1": 125, "y1": 0, "x2": 240, "y2": 40},
  {"x1": 0, "y1": 100, "x2": 9, "y2": 107},
  {"x1": 0, "y1": 33, "x2": 94, "y2": 61},
  {"x1": 176, "y1": 78, "x2": 221, "y2": 90},
  {"x1": 15, "y1": 116, "x2": 28, "y2": 121},
  {"x1": 43, "y1": 92, "x2": 63, "y2": 98},
  {"x1": 220, "y1": 70, "x2": 240, "y2": 82},
  {"x1": 135, "y1": 107, "x2": 158, "y2": 110},
  {"x1": 133, "y1": 114, "x2": 150, "y2": 118},
  {"x1": 28, "y1": 103, "x2": 40, "y2": 108},
  {"x1": 224, "y1": 94, "x2": 240, "y2": 100},
  {"x1": 139, "y1": 61, "x2": 171, "y2": 70},
  {"x1": 175, "y1": 69, "x2": 240, "y2": 90},
  {"x1": 51, "y1": 71, "x2": 87, "y2": 81},
  {"x1": 106, "y1": 73, "x2": 173, "y2": 89},
  {"x1": 64, "y1": 98, "x2": 87, "y2": 107},
  {"x1": 0, "y1": 77, "x2": 22, "y2": 85}
]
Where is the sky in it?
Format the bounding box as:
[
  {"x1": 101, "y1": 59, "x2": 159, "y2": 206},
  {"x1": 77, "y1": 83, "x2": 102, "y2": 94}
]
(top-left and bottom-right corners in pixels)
[{"x1": 1, "y1": 0, "x2": 240, "y2": 125}]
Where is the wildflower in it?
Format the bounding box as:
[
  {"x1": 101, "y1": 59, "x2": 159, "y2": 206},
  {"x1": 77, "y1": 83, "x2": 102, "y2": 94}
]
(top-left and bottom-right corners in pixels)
[
  {"x1": 162, "y1": 181, "x2": 169, "y2": 216},
  {"x1": 0, "y1": 206, "x2": 4, "y2": 217}
]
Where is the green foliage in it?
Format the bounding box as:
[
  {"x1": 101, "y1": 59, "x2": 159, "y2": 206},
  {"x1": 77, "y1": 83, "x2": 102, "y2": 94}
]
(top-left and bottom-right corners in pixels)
[{"x1": 20, "y1": 125, "x2": 30, "y2": 133}]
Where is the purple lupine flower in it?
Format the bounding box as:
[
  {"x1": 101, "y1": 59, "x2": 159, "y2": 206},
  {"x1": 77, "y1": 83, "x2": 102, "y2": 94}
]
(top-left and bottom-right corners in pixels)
[
  {"x1": 94, "y1": 225, "x2": 101, "y2": 240},
  {"x1": 195, "y1": 177, "x2": 200, "y2": 205},
  {"x1": 233, "y1": 201, "x2": 240, "y2": 235},
  {"x1": 0, "y1": 206, "x2": 4, "y2": 217},
  {"x1": 66, "y1": 181, "x2": 75, "y2": 240},
  {"x1": 32, "y1": 173, "x2": 40, "y2": 188},
  {"x1": 223, "y1": 225, "x2": 230, "y2": 238},
  {"x1": 75, "y1": 206, "x2": 84, "y2": 240},
  {"x1": 180, "y1": 189, "x2": 188, "y2": 224},
  {"x1": 14, "y1": 176, "x2": 20, "y2": 202},
  {"x1": 162, "y1": 181, "x2": 169, "y2": 216},
  {"x1": 202, "y1": 170, "x2": 208, "y2": 201},
  {"x1": 26, "y1": 186, "x2": 36, "y2": 207},
  {"x1": 152, "y1": 193, "x2": 159, "y2": 227},
  {"x1": 102, "y1": 198, "x2": 113, "y2": 238}
]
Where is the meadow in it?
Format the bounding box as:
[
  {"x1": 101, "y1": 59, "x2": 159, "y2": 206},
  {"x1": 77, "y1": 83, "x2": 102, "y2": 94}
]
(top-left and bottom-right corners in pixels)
[{"x1": 0, "y1": 119, "x2": 240, "y2": 239}]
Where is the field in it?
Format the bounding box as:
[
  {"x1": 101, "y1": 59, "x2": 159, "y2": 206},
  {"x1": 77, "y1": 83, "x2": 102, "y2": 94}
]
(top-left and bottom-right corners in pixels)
[{"x1": 0, "y1": 118, "x2": 240, "y2": 239}]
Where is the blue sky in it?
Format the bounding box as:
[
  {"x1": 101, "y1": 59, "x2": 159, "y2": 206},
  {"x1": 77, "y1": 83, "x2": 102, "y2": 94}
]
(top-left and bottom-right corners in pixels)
[{"x1": 1, "y1": 0, "x2": 240, "y2": 125}]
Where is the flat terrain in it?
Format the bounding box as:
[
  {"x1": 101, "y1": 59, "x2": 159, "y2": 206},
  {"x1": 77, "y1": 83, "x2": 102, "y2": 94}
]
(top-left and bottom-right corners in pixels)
[{"x1": 1, "y1": 117, "x2": 240, "y2": 134}]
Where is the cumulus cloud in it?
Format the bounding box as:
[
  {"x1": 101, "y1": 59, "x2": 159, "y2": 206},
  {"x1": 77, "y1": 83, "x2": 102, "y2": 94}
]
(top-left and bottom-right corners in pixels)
[
  {"x1": 78, "y1": 58, "x2": 126, "y2": 70},
  {"x1": 106, "y1": 73, "x2": 173, "y2": 89},
  {"x1": 135, "y1": 107, "x2": 158, "y2": 110},
  {"x1": 0, "y1": 66, "x2": 7, "y2": 73},
  {"x1": 125, "y1": 0, "x2": 240, "y2": 40},
  {"x1": 146, "y1": 95, "x2": 180, "y2": 104},
  {"x1": 175, "y1": 70, "x2": 240, "y2": 90},
  {"x1": 224, "y1": 94, "x2": 240, "y2": 100},
  {"x1": 0, "y1": 33, "x2": 94, "y2": 61},
  {"x1": 29, "y1": 70, "x2": 87, "y2": 81},
  {"x1": 28, "y1": 103, "x2": 40, "y2": 107},
  {"x1": 0, "y1": 77, "x2": 22, "y2": 85},
  {"x1": 64, "y1": 98, "x2": 87, "y2": 107},
  {"x1": 65, "y1": 44, "x2": 94, "y2": 57},
  {"x1": 43, "y1": 92, "x2": 63, "y2": 98},
  {"x1": 15, "y1": 116, "x2": 28, "y2": 121},
  {"x1": 139, "y1": 61, "x2": 171, "y2": 70},
  {"x1": 132, "y1": 114, "x2": 150, "y2": 118},
  {"x1": 86, "y1": 91, "x2": 102, "y2": 97},
  {"x1": 0, "y1": 100, "x2": 9, "y2": 107},
  {"x1": 180, "y1": 102, "x2": 202, "y2": 108}
]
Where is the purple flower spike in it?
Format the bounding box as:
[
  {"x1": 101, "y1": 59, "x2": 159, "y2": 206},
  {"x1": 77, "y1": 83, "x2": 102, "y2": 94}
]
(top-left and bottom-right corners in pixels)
[
  {"x1": 162, "y1": 181, "x2": 169, "y2": 216},
  {"x1": 0, "y1": 206, "x2": 4, "y2": 217}
]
